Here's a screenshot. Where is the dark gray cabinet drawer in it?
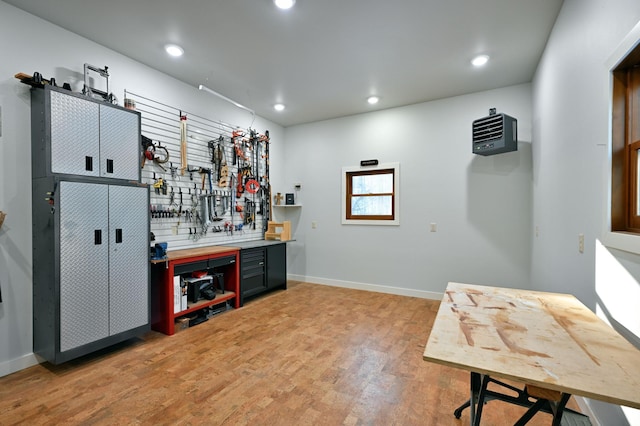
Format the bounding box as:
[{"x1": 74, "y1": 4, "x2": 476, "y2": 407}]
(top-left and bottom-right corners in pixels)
[
  {"x1": 174, "y1": 260, "x2": 208, "y2": 275},
  {"x1": 173, "y1": 255, "x2": 236, "y2": 276},
  {"x1": 209, "y1": 255, "x2": 236, "y2": 269},
  {"x1": 242, "y1": 274, "x2": 267, "y2": 297},
  {"x1": 241, "y1": 248, "x2": 264, "y2": 264}
]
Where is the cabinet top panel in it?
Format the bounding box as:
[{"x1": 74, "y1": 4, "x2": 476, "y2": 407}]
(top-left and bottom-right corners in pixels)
[
  {"x1": 229, "y1": 240, "x2": 289, "y2": 249},
  {"x1": 42, "y1": 85, "x2": 141, "y2": 117}
]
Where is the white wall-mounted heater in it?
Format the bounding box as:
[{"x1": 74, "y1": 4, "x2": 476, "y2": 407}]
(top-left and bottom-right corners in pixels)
[{"x1": 472, "y1": 109, "x2": 518, "y2": 156}]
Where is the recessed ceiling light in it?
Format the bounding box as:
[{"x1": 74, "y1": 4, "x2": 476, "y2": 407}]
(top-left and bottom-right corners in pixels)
[
  {"x1": 471, "y1": 54, "x2": 489, "y2": 67},
  {"x1": 274, "y1": 0, "x2": 296, "y2": 10},
  {"x1": 367, "y1": 96, "x2": 380, "y2": 105},
  {"x1": 165, "y1": 44, "x2": 184, "y2": 57},
  {"x1": 274, "y1": 103, "x2": 285, "y2": 111}
]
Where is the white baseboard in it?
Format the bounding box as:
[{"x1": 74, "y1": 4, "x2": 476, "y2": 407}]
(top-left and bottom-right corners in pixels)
[
  {"x1": 288, "y1": 274, "x2": 442, "y2": 300},
  {"x1": 0, "y1": 352, "x2": 39, "y2": 378}
]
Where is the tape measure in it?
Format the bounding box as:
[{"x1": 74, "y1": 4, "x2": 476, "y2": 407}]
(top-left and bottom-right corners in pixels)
[{"x1": 245, "y1": 179, "x2": 260, "y2": 194}]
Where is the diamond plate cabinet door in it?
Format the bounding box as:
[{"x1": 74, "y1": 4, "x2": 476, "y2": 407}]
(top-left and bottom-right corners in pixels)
[
  {"x1": 59, "y1": 181, "x2": 110, "y2": 352},
  {"x1": 100, "y1": 106, "x2": 141, "y2": 180},
  {"x1": 50, "y1": 89, "x2": 100, "y2": 177},
  {"x1": 108, "y1": 185, "x2": 150, "y2": 335}
]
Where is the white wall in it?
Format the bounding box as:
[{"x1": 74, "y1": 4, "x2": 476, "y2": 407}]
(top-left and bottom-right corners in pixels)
[
  {"x1": 282, "y1": 84, "x2": 533, "y2": 297},
  {"x1": 0, "y1": 1, "x2": 284, "y2": 377},
  {"x1": 532, "y1": 0, "x2": 640, "y2": 424}
]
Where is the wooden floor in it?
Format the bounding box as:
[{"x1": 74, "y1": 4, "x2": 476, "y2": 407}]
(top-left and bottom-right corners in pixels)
[{"x1": 0, "y1": 282, "x2": 581, "y2": 425}]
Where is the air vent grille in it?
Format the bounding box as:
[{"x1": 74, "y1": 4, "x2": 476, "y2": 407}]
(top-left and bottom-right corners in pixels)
[{"x1": 473, "y1": 115, "x2": 504, "y2": 143}]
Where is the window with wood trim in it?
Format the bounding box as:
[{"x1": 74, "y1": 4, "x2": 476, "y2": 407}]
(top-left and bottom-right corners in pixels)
[
  {"x1": 611, "y1": 44, "x2": 640, "y2": 233},
  {"x1": 342, "y1": 163, "x2": 399, "y2": 225}
]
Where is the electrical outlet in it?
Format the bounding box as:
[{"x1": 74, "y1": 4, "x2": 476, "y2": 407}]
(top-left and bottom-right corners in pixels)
[
  {"x1": 312, "y1": 221, "x2": 317, "y2": 229},
  {"x1": 578, "y1": 233, "x2": 584, "y2": 254},
  {"x1": 430, "y1": 223, "x2": 437, "y2": 232}
]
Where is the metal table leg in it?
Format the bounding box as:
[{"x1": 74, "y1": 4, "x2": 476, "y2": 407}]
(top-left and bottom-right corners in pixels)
[
  {"x1": 454, "y1": 372, "x2": 481, "y2": 423},
  {"x1": 473, "y1": 375, "x2": 492, "y2": 426},
  {"x1": 469, "y1": 372, "x2": 481, "y2": 425},
  {"x1": 454, "y1": 373, "x2": 588, "y2": 426}
]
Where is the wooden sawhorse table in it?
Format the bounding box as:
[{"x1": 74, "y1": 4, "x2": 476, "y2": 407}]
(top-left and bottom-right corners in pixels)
[{"x1": 423, "y1": 282, "x2": 640, "y2": 425}]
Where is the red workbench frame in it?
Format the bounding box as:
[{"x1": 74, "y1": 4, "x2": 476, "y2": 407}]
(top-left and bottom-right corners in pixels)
[{"x1": 151, "y1": 246, "x2": 240, "y2": 335}]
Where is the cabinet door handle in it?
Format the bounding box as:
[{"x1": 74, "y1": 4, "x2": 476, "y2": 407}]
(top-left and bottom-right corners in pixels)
[
  {"x1": 94, "y1": 229, "x2": 102, "y2": 245},
  {"x1": 115, "y1": 228, "x2": 123, "y2": 243},
  {"x1": 106, "y1": 159, "x2": 114, "y2": 174},
  {"x1": 259, "y1": 262, "x2": 264, "y2": 266}
]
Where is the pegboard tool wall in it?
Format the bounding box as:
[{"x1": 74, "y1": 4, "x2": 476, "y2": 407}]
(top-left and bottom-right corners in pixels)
[{"x1": 125, "y1": 91, "x2": 271, "y2": 250}]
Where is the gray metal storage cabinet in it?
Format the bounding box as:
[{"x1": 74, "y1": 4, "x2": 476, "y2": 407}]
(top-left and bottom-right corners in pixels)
[
  {"x1": 31, "y1": 85, "x2": 140, "y2": 181},
  {"x1": 31, "y1": 86, "x2": 149, "y2": 364}
]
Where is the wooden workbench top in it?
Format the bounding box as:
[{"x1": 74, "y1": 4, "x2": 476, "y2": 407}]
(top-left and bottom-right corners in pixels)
[
  {"x1": 423, "y1": 282, "x2": 640, "y2": 410},
  {"x1": 151, "y1": 245, "x2": 240, "y2": 263}
]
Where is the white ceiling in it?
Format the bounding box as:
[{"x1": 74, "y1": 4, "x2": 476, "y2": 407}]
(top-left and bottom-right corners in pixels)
[{"x1": 5, "y1": 0, "x2": 563, "y2": 127}]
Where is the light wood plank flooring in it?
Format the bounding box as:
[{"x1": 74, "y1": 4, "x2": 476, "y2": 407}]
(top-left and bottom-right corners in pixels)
[{"x1": 0, "y1": 282, "x2": 581, "y2": 425}]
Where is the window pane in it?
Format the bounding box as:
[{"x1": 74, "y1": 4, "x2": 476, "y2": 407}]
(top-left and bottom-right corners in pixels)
[
  {"x1": 352, "y1": 173, "x2": 393, "y2": 195},
  {"x1": 351, "y1": 195, "x2": 392, "y2": 216}
]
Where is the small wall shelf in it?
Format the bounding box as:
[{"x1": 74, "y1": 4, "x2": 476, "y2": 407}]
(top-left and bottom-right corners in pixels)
[{"x1": 273, "y1": 205, "x2": 302, "y2": 208}]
